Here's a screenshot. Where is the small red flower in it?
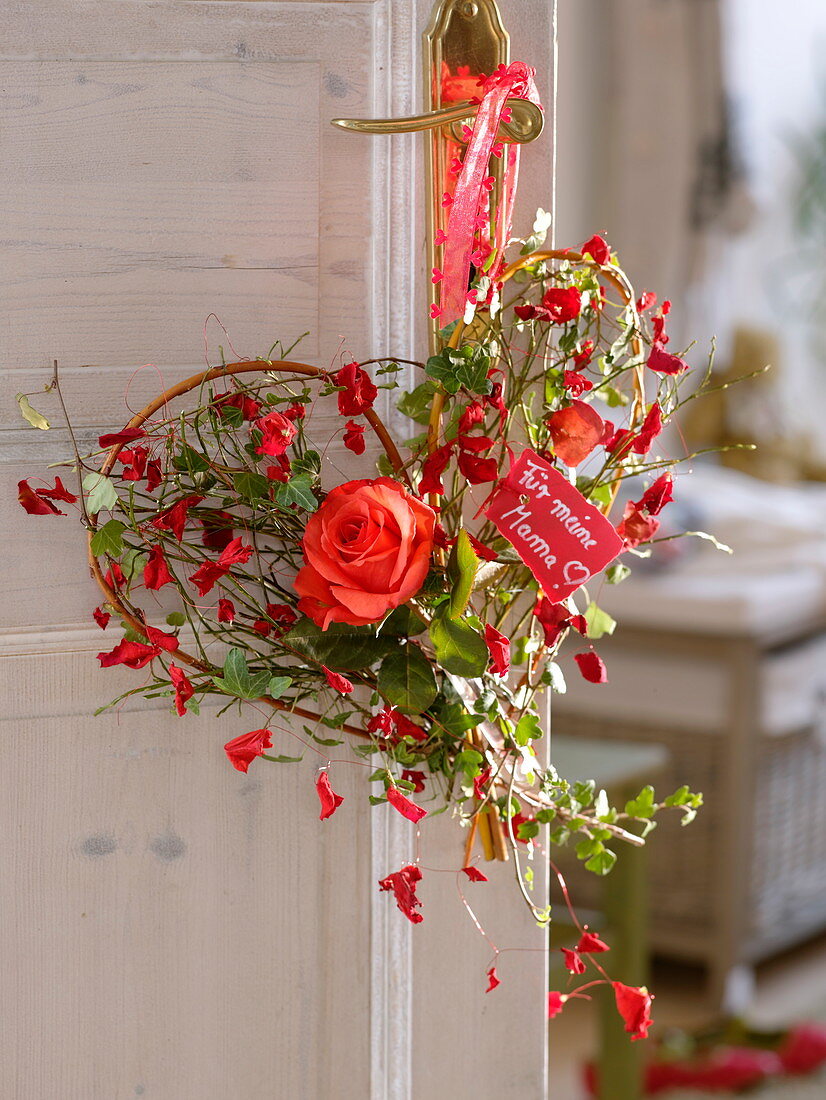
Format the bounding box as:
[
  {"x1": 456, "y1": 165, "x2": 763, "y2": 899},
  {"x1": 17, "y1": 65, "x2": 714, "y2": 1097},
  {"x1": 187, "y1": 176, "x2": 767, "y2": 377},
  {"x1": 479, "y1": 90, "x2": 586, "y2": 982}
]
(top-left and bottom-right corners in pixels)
[
  {"x1": 334, "y1": 361, "x2": 378, "y2": 416},
  {"x1": 144, "y1": 626, "x2": 180, "y2": 652},
  {"x1": 473, "y1": 766, "x2": 492, "y2": 801},
  {"x1": 574, "y1": 651, "x2": 608, "y2": 684},
  {"x1": 457, "y1": 448, "x2": 499, "y2": 485},
  {"x1": 547, "y1": 401, "x2": 606, "y2": 467},
  {"x1": 217, "y1": 598, "x2": 235, "y2": 623},
  {"x1": 580, "y1": 234, "x2": 610, "y2": 265},
  {"x1": 316, "y1": 770, "x2": 344, "y2": 820},
  {"x1": 92, "y1": 607, "x2": 110, "y2": 630},
  {"x1": 577, "y1": 930, "x2": 610, "y2": 954},
  {"x1": 378, "y1": 864, "x2": 424, "y2": 924},
  {"x1": 647, "y1": 345, "x2": 688, "y2": 375},
  {"x1": 38, "y1": 476, "x2": 78, "y2": 503},
  {"x1": 265, "y1": 455, "x2": 292, "y2": 482},
  {"x1": 484, "y1": 624, "x2": 510, "y2": 677},
  {"x1": 145, "y1": 459, "x2": 162, "y2": 492},
  {"x1": 562, "y1": 948, "x2": 586, "y2": 974},
  {"x1": 253, "y1": 410, "x2": 298, "y2": 457},
  {"x1": 143, "y1": 545, "x2": 174, "y2": 590},
  {"x1": 18, "y1": 479, "x2": 63, "y2": 515},
  {"x1": 189, "y1": 536, "x2": 253, "y2": 596},
  {"x1": 541, "y1": 286, "x2": 582, "y2": 324},
  {"x1": 401, "y1": 769, "x2": 426, "y2": 793},
  {"x1": 200, "y1": 511, "x2": 235, "y2": 552},
  {"x1": 214, "y1": 391, "x2": 262, "y2": 421},
  {"x1": 617, "y1": 505, "x2": 660, "y2": 548},
  {"x1": 534, "y1": 597, "x2": 587, "y2": 647},
  {"x1": 98, "y1": 639, "x2": 161, "y2": 669},
  {"x1": 779, "y1": 1023, "x2": 826, "y2": 1075},
  {"x1": 98, "y1": 427, "x2": 146, "y2": 449},
  {"x1": 612, "y1": 982, "x2": 653, "y2": 1041},
  {"x1": 322, "y1": 666, "x2": 354, "y2": 695},
  {"x1": 514, "y1": 303, "x2": 540, "y2": 322},
  {"x1": 387, "y1": 787, "x2": 427, "y2": 823},
  {"x1": 636, "y1": 291, "x2": 657, "y2": 313},
  {"x1": 485, "y1": 966, "x2": 500, "y2": 993},
  {"x1": 343, "y1": 420, "x2": 366, "y2": 455},
  {"x1": 119, "y1": 446, "x2": 148, "y2": 482},
  {"x1": 419, "y1": 442, "x2": 453, "y2": 496},
  {"x1": 547, "y1": 992, "x2": 567, "y2": 1019},
  {"x1": 462, "y1": 865, "x2": 488, "y2": 882},
  {"x1": 632, "y1": 402, "x2": 663, "y2": 455},
  {"x1": 169, "y1": 663, "x2": 194, "y2": 717},
  {"x1": 224, "y1": 728, "x2": 272, "y2": 773},
  {"x1": 573, "y1": 340, "x2": 595, "y2": 368},
  {"x1": 150, "y1": 494, "x2": 204, "y2": 542},
  {"x1": 563, "y1": 370, "x2": 593, "y2": 397},
  {"x1": 635, "y1": 473, "x2": 673, "y2": 516}
]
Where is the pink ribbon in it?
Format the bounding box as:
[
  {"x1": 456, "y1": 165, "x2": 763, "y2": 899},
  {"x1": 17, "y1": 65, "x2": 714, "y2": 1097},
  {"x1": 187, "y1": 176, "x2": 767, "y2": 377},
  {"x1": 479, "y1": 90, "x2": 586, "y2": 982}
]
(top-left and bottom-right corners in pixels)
[{"x1": 436, "y1": 62, "x2": 542, "y2": 325}]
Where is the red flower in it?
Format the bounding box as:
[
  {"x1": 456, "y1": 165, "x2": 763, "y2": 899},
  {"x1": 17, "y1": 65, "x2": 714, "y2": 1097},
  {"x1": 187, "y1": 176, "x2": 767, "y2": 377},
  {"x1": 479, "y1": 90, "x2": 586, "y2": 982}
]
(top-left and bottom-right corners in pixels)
[
  {"x1": 692, "y1": 1048, "x2": 782, "y2": 1090},
  {"x1": 577, "y1": 930, "x2": 610, "y2": 954},
  {"x1": 252, "y1": 620, "x2": 271, "y2": 637},
  {"x1": 98, "y1": 639, "x2": 161, "y2": 669},
  {"x1": 334, "y1": 361, "x2": 378, "y2": 416},
  {"x1": 38, "y1": 476, "x2": 78, "y2": 503},
  {"x1": 18, "y1": 479, "x2": 63, "y2": 515},
  {"x1": 534, "y1": 597, "x2": 587, "y2": 647},
  {"x1": 647, "y1": 345, "x2": 688, "y2": 375},
  {"x1": 635, "y1": 473, "x2": 673, "y2": 516},
  {"x1": 612, "y1": 982, "x2": 653, "y2": 1041},
  {"x1": 573, "y1": 340, "x2": 595, "y2": 368},
  {"x1": 779, "y1": 1023, "x2": 826, "y2": 1075},
  {"x1": 316, "y1": 771, "x2": 344, "y2": 820},
  {"x1": 547, "y1": 992, "x2": 567, "y2": 1019},
  {"x1": 541, "y1": 286, "x2": 582, "y2": 324},
  {"x1": 322, "y1": 666, "x2": 354, "y2": 695},
  {"x1": 224, "y1": 728, "x2": 272, "y2": 773},
  {"x1": 169, "y1": 663, "x2": 194, "y2": 716},
  {"x1": 458, "y1": 401, "x2": 486, "y2": 434},
  {"x1": 562, "y1": 948, "x2": 586, "y2": 974},
  {"x1": 214, "y1": 391, "x2": 262, "y2": 421},
  {"x1": 104, "y1": 562, "x2": 125, "y2": 590},
  {"x1": 563, "y1": 370, "x2": 593, "y2": 397},
  {"x1": 574, "y1": 651, "x2": 608, "y2": 684},
  {"x1": 486, "y1": 966, "x2": 500, "y2": 993},
  {"x1": 143, "y1": 545, "x2": 174, "y2": 590},
  {"x1": 484, "y1": 624, "x2": 510, "y2": 677},
  {"x1": 144, "y1": 625, "x2": 180, "y2": 652},
  {"x1": 509, "y1": 812, "x2": 537, "y2": 842},
  {"x1": 217, "y1": 598, "x2": 235, "y2": 623},
  {"x1": 514, "y1": 303, "x2": 540, "y2": 322},
  {"x1": 548, "y1": 401, "x2": 605, "y2": 467},
  {"x1": 632, "y1": 403, "x2": 663, "y2": 456},
  {"x1": 401, "y1": 769, "x2": 426, "y2": 793},
  {"x1": 343, "y1": 420, "x2": 366, "y2": 455},
  {"x1": 636, "y1": 291, "x2": 657, "y2": 313},
  {"x1": 617, "y1": 506, "x2": 660, "y2": 548},
  {"x1": 145, "y1": 460, "x2": 162, "y2": 492},
  {"x1": 189, "y1": 536, "x2": 253, "y2": 596},
  {"x1": 367, "y1": 706, "x2": 427, "y2": 744},
  {"x1": 92, "y1": 606, "x2": 110, "y2": 630},
  {"x1": 457, "y1": 448, "x2": 499, "y2": 485},
  {"x1": 473, "y1": 766, "x2": 492, "y2": 801},
  {"x1": 200, "y1": 511, "x2": 235, "y2": 551},
  {"x1": 604, "y1": 427, "x2": 635, "y2": 459},
  {"x1": 253, "y1": 410, "x2": 298, "y2": 457},
  {"x1": 462, "y1": 865, "x2": 488, "y2": 882},
  {"x1": 387, "y1": 787, "x2": 427, "y2": 823},
  {"x1": 580, "y1": 234, "x2": 610, "y2": 265},
  {"x1": 378, "y1": 864, "x2": 424, "y2": 924},
  {"x1": 98, "y1": 427, "x2": 146, "y2": 448},
  {"x1": 420, "y1": 443, "x2": 453, "y2": 496},
  {"x1": 150, "y1": 494, "x2": 204, "y2": 541},
  {"x1": 265, "y1": 455, "x2": 292, "y2": 482},
  {"x1": 265, "y1": 603, "x2": 298, "y2": 630},
  {"x1": 119, "y1": 446, "x2": 148, "y2": 482}
]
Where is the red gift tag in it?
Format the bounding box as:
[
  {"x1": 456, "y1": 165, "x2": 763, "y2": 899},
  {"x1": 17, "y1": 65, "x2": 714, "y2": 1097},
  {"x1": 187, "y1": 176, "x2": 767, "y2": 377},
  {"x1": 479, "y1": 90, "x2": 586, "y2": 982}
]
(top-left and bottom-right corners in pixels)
[{"x1": 484, "y1": 450, "x2": 623, "y2": 600}]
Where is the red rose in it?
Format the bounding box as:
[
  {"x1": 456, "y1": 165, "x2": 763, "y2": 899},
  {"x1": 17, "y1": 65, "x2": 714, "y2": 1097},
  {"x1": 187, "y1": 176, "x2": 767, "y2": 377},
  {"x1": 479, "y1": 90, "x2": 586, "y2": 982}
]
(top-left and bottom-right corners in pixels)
[{"x1": 295, "y1": 478, "x2": 435, "y2": 629}]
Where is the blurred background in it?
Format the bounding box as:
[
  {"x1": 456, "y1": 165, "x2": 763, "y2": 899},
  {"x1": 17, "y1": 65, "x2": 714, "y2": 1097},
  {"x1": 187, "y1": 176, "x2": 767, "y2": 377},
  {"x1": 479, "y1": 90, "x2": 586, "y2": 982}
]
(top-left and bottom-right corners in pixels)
[{"x1": 550, "y1": 1, "x2": 826, "y2": 1096}]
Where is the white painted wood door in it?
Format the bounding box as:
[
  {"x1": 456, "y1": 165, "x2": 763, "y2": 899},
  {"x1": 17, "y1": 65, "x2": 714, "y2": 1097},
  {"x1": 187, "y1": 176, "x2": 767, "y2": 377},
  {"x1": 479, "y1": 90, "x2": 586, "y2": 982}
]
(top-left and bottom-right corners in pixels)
[{"x1": 0, "y1": 3, "x2": 554, "y2": 1096}]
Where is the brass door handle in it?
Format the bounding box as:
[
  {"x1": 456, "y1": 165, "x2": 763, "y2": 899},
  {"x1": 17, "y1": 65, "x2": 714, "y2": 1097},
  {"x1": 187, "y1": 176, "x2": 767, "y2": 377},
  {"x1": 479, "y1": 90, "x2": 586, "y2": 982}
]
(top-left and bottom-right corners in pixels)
[{"x1": 331, "y1": 97, "x2": 543, "y2": 144}]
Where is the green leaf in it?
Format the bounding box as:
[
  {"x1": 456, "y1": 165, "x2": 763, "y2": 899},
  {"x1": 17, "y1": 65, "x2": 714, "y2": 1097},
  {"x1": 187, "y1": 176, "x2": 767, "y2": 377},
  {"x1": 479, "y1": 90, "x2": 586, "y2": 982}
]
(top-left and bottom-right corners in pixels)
[
  {"x1": 585, "y1": 848, "x2": 617, "y2": 875},
  {"x1": 262, "y1": 753, "x2": 304, "y2": 764},
  {"x1": 166, "y1": 611, "x2": 186, "y2": 627},
  {"x1": 429, "y1": 606, "x2": 488, "y2": 677},
  {"x1": 382, "y1": 606, "x2": 427, "y2": 637},
  {"x1": 120, "y1": 548, "x2": 146, "y2": 585},
  {"x1": 454, "y1": 748, "x2": 484, "y2": 775},
  {"x1": 377, "y1": 644, "x2": 438, "y2": 715},
  {"x1": 173, "y1": 444, "x2": 209, "y2": 475},
  {"x1": 282, "y1": 617, "x2": 395, "y2": 671},
  {"x1": 425, "y1": 345, "x2": 492, "y2": 396},
  {"x1": 83, "y1": 472, "x2": 118, "y2": 514},
  {"x1": 625, "y1": 784, "x2": 656, "y2": 819},
  {"x1": 274, "y1": 472, "x2": 317, "y2": 512},
  {"x1": 90, "y1": 519, "x2": 126, "y2": 558},
  {"x1": 605, "y1": 562, "x2": 631, "y2": 585},
  {"x1": 397, "y1": 382, "x2": 436, "y2": 425},
  {"x1": 232, "y1": 470, "x2": 270, "y2": 502},
  {"x1": 217, "y1": 648, "x2": 251, "y2": 697},
  {"x1": 584, "y1": 602, "x2": 617, "y2": 640},
  {"x1": 514, "y1": 711, "x2": 543, "y2": 747},
  {"x1": 266, "y1": 676, "x2": 292, "y2": 700},
  {"x1": 447, "y1": 528, "x2": 478, "y2": 619},
  {"x1": 664, "y1": 785, "x2": 691, "y2": 807},
  {"x1": 16, "y1": 393, "x2": 50, "y2": 430}
]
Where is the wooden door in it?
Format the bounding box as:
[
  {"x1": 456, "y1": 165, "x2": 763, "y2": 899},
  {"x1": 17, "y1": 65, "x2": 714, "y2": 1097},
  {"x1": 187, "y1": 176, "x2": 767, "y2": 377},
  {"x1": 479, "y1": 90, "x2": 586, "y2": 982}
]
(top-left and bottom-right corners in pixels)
[{"x1": 0, "y1": 3, "x2": 554, "y2": 1096}]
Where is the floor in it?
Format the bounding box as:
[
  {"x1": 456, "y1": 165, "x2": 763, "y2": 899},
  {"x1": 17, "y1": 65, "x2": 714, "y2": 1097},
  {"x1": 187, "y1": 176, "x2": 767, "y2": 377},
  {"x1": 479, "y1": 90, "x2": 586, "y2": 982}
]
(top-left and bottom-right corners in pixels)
[{"x1": 550, "y1": 934, "x2": 826, "y2": 1098}]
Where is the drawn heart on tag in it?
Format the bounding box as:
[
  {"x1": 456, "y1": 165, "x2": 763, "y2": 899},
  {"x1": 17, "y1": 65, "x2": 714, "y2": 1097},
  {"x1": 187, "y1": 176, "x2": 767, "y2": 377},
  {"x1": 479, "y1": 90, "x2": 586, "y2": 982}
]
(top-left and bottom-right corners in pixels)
[{"x1": 563, "y1": 561, "x2": 591, "y2": 586}]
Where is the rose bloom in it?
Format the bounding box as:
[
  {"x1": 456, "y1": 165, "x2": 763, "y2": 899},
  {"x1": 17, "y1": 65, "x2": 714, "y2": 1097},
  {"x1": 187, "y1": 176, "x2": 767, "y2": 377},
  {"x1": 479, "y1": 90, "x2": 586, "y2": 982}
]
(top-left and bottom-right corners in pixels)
[{"x1": 295, "y1": 477, "x2": 435, "y2": 629}]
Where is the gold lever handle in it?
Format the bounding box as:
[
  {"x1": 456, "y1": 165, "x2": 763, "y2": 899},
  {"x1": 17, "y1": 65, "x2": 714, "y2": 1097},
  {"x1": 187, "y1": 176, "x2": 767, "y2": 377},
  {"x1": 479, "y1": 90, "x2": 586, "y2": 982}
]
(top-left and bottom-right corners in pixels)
[{"x1": 331, "y1": 97, "x2": 543, "y2": 144}]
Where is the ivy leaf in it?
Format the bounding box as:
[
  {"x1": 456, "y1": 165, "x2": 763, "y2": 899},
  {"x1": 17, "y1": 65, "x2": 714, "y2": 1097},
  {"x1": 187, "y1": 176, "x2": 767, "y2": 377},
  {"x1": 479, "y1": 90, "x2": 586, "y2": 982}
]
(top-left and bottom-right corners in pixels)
[
  {"x1": 173, "y1": 444, "x2": 209, "y2": 475},
  {"x1": 275, "y1": 472, "x2": 318, "y2": 512},
  {"x1": 447, "y1": 528, "x2": 478, "y2": 619},
  {"x1": 377, "y1": 644, "x2": 438, "y2": 715},
  {"x1": 425, "y1": 345, "x2": 492, "y2": 396},
  {"x1": 82, "y1": 471, "x2": 118, "y2": 513},
  {"x1": 166, "y1": 611, "x2": 186, "y2": 627},
  {"x1": 514, "y1": 711, "x2": 542, "y2": 747},
  {"x1": 584, "y1": 602, "x2": 617, "y2": 640},
  {"x1": 429, "y1": 606, "x2": 488, "y2": 677},
  {"x1": 585, "y1": 848, "x2": 617, "y2": 875},
  {"x1": 397, "y1": 382, "x2": 436, "y2": 425},
  {"x1": 605, "y1": 562, "x2": 631, "y2": 585},
  {"x1": 625, "y1": 784, "x2": 656, "y2": 819},
  {"x1": 120, "y1": 548, "x2": 146, "y2": 585},
  {"x1": 215, "y1": 648, "x2": 252, "y2": 697},
  {"x1": 267, "y1": 676, "x2": 292, "y2": 700},
  {"x1": 16, "y1": 393, "x2": 50, "y2": 430},
  {"x1": 90, "y1": 519, "x2": 126, "y2": 558},
  {"x1": 233, "y1": 470, "x2": 270, "y2": 502},
  {"x1": 282, "y1": 617, "x2": 395, "y2": 671}
]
